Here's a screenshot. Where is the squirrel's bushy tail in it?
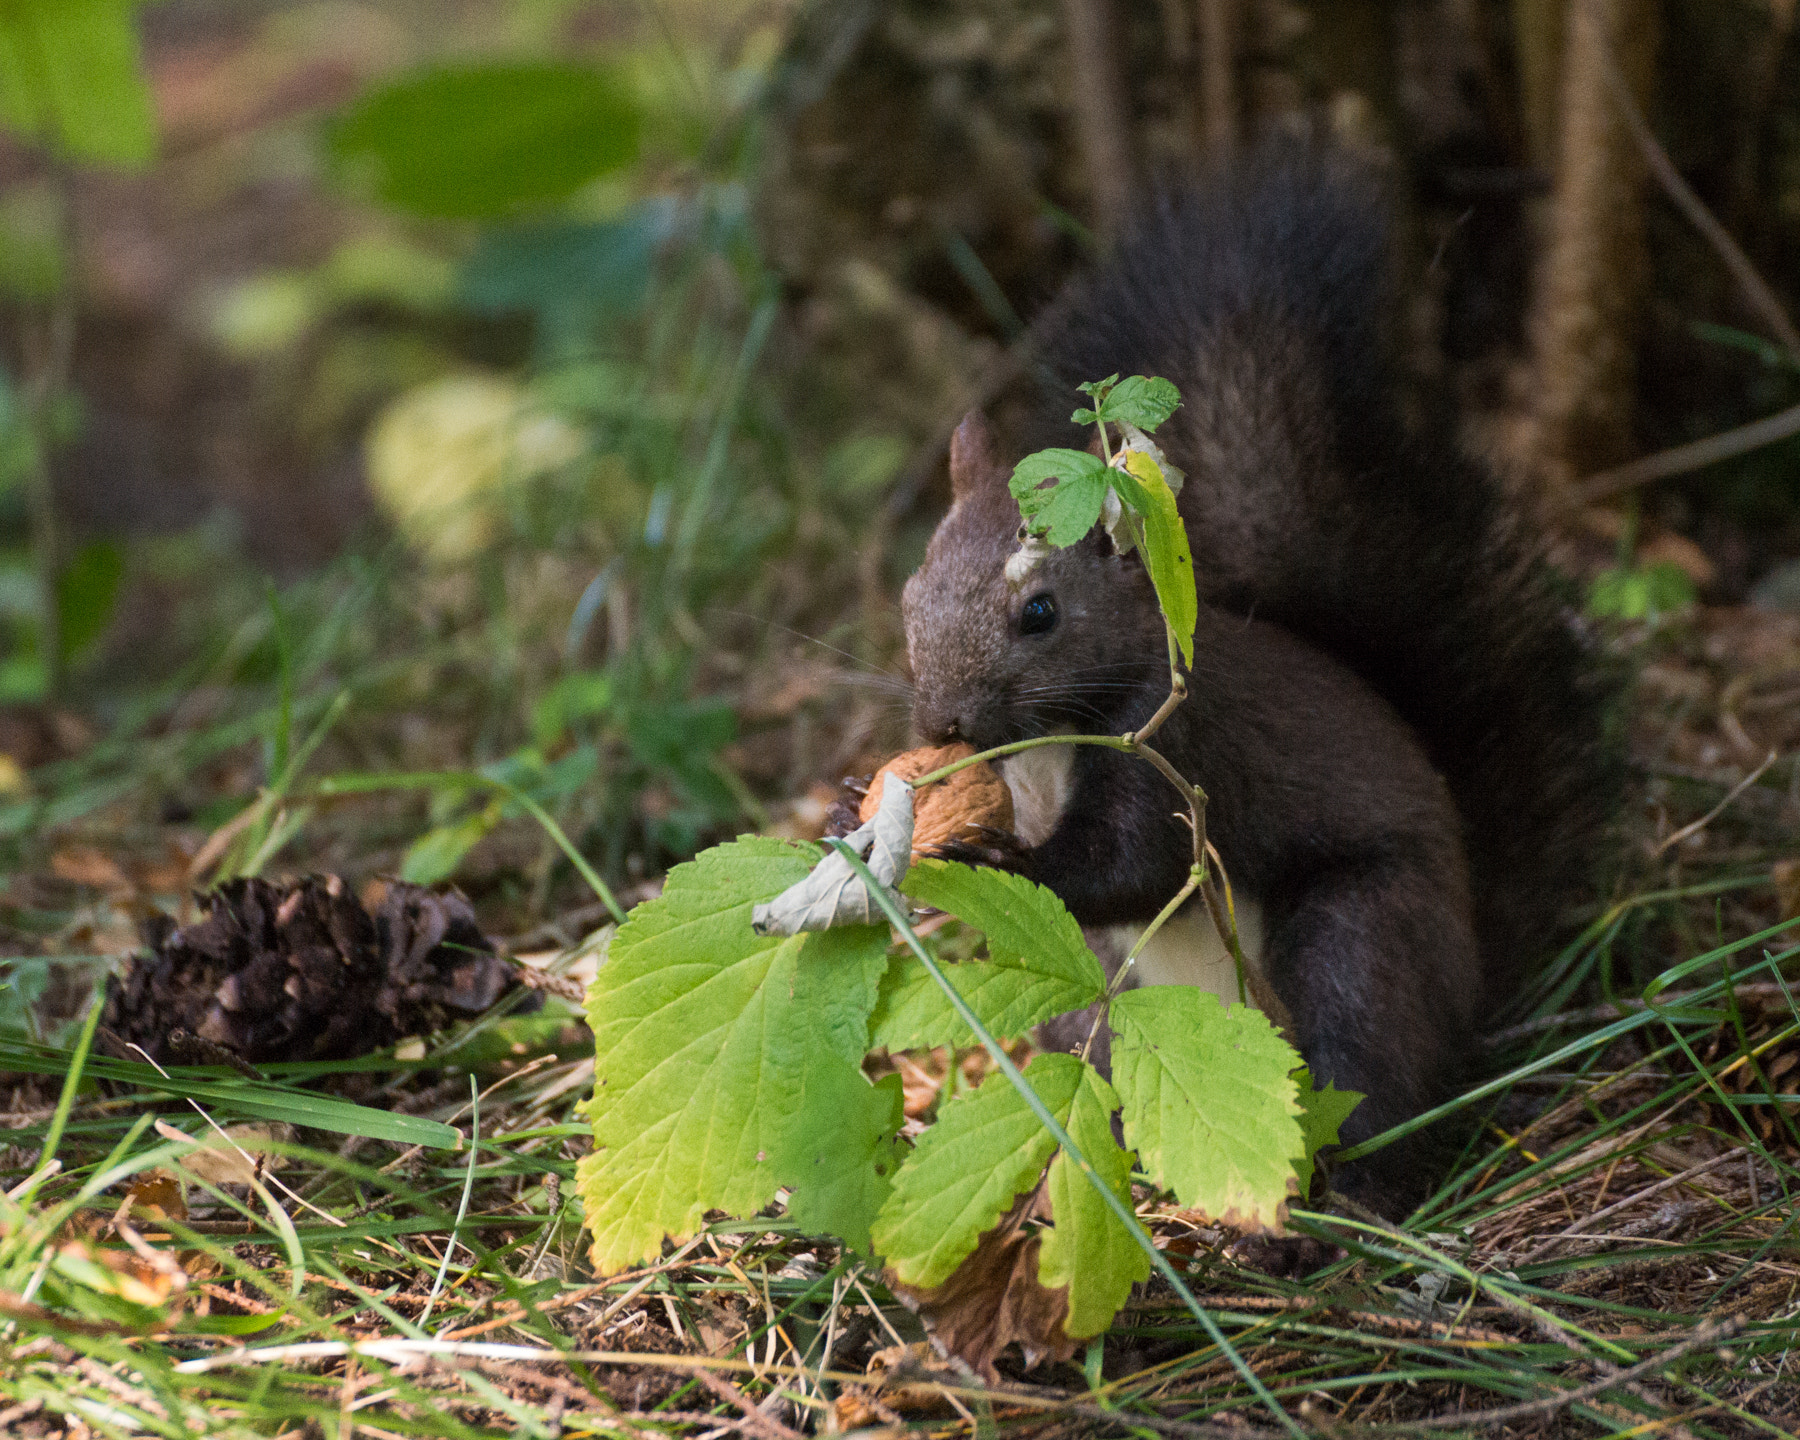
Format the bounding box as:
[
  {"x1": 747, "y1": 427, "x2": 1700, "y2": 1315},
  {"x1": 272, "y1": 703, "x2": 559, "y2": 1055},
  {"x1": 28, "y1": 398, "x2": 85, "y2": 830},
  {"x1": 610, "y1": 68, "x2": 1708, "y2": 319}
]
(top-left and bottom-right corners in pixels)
[{"x1": 1031, "y1": 143, "x2": 1621, "y2": 996}]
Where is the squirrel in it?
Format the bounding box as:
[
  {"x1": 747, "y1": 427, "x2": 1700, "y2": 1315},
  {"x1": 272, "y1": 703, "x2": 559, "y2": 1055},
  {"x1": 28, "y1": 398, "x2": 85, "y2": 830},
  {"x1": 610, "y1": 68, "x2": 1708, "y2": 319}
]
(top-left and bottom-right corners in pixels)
[{"x1": 890, "y1": 146, "x2": 1621, "y2": 1212}]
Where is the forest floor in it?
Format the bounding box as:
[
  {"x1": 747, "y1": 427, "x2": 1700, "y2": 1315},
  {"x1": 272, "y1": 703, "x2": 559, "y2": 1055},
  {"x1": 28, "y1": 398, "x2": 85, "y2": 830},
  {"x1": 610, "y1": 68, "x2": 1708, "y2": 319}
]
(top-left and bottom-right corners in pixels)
[{"x1": 0, "y1": 590, "x2": 1795, "y2": 1439}]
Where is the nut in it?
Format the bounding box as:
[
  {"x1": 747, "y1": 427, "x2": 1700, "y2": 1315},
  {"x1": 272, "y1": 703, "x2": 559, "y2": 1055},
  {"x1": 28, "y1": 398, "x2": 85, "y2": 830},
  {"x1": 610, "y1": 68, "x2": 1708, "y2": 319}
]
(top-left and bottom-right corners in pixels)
[{"x1": 858, "y1": 743, "x2": 1014, "y2": 860}]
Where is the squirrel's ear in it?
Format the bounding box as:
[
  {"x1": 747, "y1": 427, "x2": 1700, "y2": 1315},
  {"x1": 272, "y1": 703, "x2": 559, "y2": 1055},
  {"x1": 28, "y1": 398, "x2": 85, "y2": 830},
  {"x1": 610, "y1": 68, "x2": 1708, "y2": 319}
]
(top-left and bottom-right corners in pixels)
[{"x1": 948, "y1": 411, "x2": 1001, "y2": 499}]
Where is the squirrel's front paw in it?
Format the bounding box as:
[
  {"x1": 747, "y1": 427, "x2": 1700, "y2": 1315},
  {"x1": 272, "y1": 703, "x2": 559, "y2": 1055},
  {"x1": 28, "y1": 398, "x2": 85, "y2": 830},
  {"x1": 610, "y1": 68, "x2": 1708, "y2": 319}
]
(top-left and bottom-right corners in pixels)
[
  {"x1": 822, "y1": 775, "x2": 873, "y2": 839},
  {"x1": 926, "y1": 825, "x2": 1032, "y2": 874}
]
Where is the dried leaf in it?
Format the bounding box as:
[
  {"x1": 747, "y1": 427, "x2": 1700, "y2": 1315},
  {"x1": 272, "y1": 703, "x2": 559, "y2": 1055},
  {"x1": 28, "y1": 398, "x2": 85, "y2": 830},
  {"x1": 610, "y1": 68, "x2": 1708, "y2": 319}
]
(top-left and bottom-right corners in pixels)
[
  {"x1": 892, "y1": 1192, "x2": 1077, "y2": 1379},
  {"x1": 751, "y1": 777, "x2": 913, "y2": 935}
]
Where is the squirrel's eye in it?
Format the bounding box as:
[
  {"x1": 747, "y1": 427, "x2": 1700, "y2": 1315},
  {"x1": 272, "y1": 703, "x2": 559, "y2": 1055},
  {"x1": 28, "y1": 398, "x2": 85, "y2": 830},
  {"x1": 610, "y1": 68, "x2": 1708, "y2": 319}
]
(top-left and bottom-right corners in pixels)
[{"x1": 1019, "y1": 594, "x2": 1058, "y2": 636}]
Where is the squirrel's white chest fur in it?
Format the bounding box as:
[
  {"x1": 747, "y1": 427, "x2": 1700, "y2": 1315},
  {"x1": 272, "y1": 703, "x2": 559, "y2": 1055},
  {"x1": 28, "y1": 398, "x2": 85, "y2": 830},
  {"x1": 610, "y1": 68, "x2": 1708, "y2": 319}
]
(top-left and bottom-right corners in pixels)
[{"x1": 996, "y1": 744, "x2": 1265, "y2": 1008}]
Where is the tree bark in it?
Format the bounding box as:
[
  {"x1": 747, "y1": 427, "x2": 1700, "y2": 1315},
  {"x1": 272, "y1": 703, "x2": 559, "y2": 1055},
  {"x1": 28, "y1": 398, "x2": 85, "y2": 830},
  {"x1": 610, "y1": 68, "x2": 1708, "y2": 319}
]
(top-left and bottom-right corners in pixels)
[
  {"x1": 1197, "y1": 0, "x2": 1239, "y2": 160},
  {"x1": 1061, "y1": 0, "x2": 1137, "y2": 245},
  {"x1": 1526, "y1": 0, "x2": 1658, "y2": 493}
]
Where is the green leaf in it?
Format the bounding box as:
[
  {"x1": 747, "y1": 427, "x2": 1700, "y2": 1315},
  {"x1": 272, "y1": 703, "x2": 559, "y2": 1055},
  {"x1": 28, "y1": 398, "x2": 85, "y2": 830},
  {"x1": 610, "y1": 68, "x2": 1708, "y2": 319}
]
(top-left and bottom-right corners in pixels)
[
  {"x1": 1586, "y1": 561, "x2": 1696, "y2": 623},
  {"x1": 1039, "y1": 1063, "x2": 1147, "y2": 1337},
  {"x1": 1009, "y1": 448, "x2": 1109, "y2": 547},
  {"x1": 0, "y1": 0, "x2": 156, "y2": 168},
  {"x1": 782, "y1": 1064, "x2": 905, "y2": 1256},
  {"x1": 459, "y1": 202, "x2": 675, "y2": 356},
  {"x1": 872, "y1": 860, "x2": 1107, "y2": 1049},
  {"x1": 576, "y1": 838, "x2": 891, "y2": 1273},
  {"x1": 329, "y1": 63, "x2": 641, "y2": 220},
  {"x1": 1075, "y1": 375, "x2": 1119, "y2": 402},
  {"x1": 1109, "y1": 987, "x2": 1304, "y2": 1232},
  {"x1": 1098, "y1": 375, "x2": 1180, "y2": 433},
  {"x1": 400, "y1": 800, "x2": 502, "y2": 885},
  {"x1": 1291, "y1": 1067, "x2": 1362, "y2": 1194},
  {"x1": 1119, "y1": 449, "x2": 1197, "y2": 666},
  {"x1": 873, "y1": 1052, "x2": 1084, "y2": 1288}
]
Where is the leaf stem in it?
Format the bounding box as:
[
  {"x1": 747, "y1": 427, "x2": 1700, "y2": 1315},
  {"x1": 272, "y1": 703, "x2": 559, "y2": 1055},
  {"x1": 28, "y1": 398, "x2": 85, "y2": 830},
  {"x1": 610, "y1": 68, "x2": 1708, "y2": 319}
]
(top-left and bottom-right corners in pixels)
[
  {"x1": 828, "y1": 840, "x2": 1304, "y2": 1438},
  {"x1": 907, "y1": 733, "x2": 1133, "y2": 790}
]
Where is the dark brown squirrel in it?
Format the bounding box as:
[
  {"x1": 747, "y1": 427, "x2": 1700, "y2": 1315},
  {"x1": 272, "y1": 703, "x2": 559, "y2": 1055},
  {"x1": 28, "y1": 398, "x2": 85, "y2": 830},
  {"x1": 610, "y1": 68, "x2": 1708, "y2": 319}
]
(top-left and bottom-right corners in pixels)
[{"x1": 893, "y1": 146, "x2": 1621, "y2": 1213}]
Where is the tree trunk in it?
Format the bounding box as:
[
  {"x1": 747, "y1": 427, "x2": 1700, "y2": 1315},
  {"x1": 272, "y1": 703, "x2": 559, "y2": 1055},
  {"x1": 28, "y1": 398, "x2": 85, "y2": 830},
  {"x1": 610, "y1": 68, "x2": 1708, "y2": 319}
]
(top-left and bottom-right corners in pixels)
[{"x1": 1526, "y1": 0, "x2": 1658, "y2": 494}]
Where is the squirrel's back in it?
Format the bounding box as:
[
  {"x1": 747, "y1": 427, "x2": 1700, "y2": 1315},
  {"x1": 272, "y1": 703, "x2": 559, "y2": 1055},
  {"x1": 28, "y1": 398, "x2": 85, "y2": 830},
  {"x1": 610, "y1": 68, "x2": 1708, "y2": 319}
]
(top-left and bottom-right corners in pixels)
[{"x1": 1030, "y1": 145, "x2": 1620, "y2": 995}]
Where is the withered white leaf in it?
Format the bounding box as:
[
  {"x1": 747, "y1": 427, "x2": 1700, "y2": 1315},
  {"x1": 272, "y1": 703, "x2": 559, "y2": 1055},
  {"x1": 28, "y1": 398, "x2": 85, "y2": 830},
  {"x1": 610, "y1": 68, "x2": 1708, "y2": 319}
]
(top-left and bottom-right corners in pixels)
[{"x1": 751, "y1": 778, "x2": 914, "y2": 935}]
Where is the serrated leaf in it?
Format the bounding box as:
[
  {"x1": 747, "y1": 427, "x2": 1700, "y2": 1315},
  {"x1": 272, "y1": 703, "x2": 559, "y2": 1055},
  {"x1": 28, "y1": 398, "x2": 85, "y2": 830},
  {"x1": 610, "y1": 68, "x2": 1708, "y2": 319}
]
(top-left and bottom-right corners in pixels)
[
  {"x1": 1039, "y1": 1064, "x2": 1147, "y2": 1337},
  {"x1": 782, "y1": 1065, "x2": 905, "y2": 1255},
  {"x1": 329, "y1": 63, "x2": 640, "y2": 219},
  {"x1": 871, "y1": 860, "x2": 1107, "y2": 1049},
  {"x1": 1009, "y1": 449, "x2": 1110, "y2": 548},
  {"x1": 1098, "y1": 375, "x2": 1180, "y2": 433},
  {"x1": 1119, "y1": 449, "x2": 1197, "y2": 666},
  {"x1": 1075, "y1": 375, "x2": 1120, "y2": 401},
  {"x1": 1109, "y1": 988, "x2": 1303, "y2": 1233},
  {"x1": 0, "y1": 0, "x2": 156, "y2": 168},
  {"x1": 577, "y1": 837, "x2": 891, "y2": 1273},
  {"x1": 873, "y1": 1053, "x2": 1084, "y2": 1288},
  {"x1": 1292, "y1": 1067, "x2": 1363, "y2": 1193}
]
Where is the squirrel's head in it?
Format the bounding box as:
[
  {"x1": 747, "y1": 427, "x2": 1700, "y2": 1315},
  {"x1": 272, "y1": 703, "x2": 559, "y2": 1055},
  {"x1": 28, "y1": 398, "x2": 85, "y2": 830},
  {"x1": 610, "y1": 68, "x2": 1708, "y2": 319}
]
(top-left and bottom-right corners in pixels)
[{"x1": 901, "y1": 411, "x2": 1166, "y2": 750}]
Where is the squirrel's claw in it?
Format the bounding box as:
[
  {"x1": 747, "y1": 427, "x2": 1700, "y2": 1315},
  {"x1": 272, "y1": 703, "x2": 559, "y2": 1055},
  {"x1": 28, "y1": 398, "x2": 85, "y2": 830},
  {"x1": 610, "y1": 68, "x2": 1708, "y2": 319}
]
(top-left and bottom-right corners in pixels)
[
  {"x1": 822, "y1": 775, "x2": 873, "y2": 839},
  {"x1": 925, "y1": 825, "x2": 1032, "y2": 874}
]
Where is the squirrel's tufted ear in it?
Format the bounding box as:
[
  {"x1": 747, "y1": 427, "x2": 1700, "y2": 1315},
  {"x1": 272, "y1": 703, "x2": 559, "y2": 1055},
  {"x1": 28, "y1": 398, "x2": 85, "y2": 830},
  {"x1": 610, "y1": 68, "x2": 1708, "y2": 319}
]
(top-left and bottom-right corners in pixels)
[{"x1": 948, "y1": 411, "x2": 1001, "y2": 500}]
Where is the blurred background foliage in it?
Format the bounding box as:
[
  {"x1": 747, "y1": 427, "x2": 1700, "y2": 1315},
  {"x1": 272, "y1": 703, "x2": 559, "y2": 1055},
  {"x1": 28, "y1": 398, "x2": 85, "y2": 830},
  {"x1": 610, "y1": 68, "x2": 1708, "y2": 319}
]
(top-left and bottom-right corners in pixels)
[{"x1": 2, "y1": 0, "x2": 1800, "y2": 947}]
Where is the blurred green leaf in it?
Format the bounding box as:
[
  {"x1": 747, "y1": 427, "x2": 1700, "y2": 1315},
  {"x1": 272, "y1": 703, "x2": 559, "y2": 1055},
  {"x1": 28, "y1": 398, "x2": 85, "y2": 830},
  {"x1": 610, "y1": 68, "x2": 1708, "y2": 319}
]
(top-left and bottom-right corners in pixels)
[
  {"x1": 460, "y1": 203, "x2": 674, "y2": 354},
  {"x1": 0, "y1": 0, "x2": 156, "y2": 167},
  {"x1": 0, "y1": 183, "x2": 65, "y2": 299},
  {"x1": 823, "y1": 435, "x2": 906, "y2": 497},
  {"x1": 402, "y1": 798, "x2": 502, "y2": 885},
  {"x1": 533, "y1": 670, "x2": 613, "y2": 746},
  {"x1": 329, "y1": 63, "x2": 642, "y2": 220},
  {"x1": 1588, "y1": 561, "x2": 1697, "y2": 623},
  {"x1": 57, "y1": 538, "x2": 122, "y2": 662}
]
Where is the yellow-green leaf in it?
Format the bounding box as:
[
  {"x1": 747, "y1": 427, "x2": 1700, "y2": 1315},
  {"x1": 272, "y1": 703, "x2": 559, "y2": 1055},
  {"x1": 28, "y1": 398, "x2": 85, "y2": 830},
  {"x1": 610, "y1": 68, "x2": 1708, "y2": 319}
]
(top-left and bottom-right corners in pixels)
[
  {"x1": 577, "y1": 837, "x2": 891, "y2": 1273},
  {"x1": 1039, "y1": 1063, "x2": 1147, "y2": 1336},
  {"x1": 1109, "y1": 987, "x2": 1303, "y2": 1233},
  {"x1": 1119, "y1": 448, "x2": 1197, "y2": 666},
  {"x1": 873, "y1": 860, "x2": 1107, "y2": 1048},
  {"x1": 872, "y1": 1053, "x2": 1084, "y2": 1289}
]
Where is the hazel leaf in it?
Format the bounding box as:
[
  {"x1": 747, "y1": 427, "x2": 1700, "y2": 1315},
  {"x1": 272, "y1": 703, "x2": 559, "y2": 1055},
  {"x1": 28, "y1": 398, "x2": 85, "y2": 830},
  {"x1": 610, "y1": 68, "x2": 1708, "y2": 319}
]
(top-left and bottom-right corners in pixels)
[
  {"x1": 872, "y1": 1053, "x2": 1085, "y2": 1289},
  {"x1": 1039, "y1": 1063, "x2": 1148, "y2": 1337},
  {"x1": 871, "y1": 860, "x2": 1108, "y2": 1049},
  {"x1": 1109, "y1": 986, "x2": 1304, "y2": 1234},
  {"x1": 1009, "y1": 449, "x2": 1110, "y2": 548}
]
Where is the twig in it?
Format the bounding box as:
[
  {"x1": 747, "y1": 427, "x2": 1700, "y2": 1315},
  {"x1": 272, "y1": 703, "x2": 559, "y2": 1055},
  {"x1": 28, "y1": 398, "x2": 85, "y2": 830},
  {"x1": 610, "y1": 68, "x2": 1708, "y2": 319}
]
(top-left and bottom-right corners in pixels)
[
  {"x1": 1577, "y1": 399, "x2": 1800, "y2": 502},
  {"x1": 1060, "y1": 0, "x2": 1136, "y2": 244},
  {"x1": 683, "y1": 1366, "x2": 804, "y2": 1440},
  {"x1": 1584, "y1": 0, "x2": 1800, "y2": 360},
  {"x1": 1649, "y1": 750, "x2": 1779, "y2": 860},
  {"x1": 1571, "y1": 0, "x2": 1800, "y2": 503},
  {"x1": 1392, "y1": 1316, "x2": 1743, "y2": 1430},
  {"x1": 1516, "y1": 1147, "x2": 1748, "y2": 1265}
]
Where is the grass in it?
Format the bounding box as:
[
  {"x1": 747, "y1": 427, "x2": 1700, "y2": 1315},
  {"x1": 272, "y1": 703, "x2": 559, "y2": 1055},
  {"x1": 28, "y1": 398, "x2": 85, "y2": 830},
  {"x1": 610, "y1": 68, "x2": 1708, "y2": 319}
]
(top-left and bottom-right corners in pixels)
[{"x1": 0, "y1": 689, "x2": 1796, "y2": 1435}]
